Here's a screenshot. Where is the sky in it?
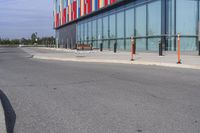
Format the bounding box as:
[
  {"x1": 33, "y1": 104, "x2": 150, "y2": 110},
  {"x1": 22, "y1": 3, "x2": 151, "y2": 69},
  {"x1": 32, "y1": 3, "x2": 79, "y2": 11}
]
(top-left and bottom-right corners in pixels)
[{"x1": 0, "y1": 0, "x2": 54, "y2": 39}]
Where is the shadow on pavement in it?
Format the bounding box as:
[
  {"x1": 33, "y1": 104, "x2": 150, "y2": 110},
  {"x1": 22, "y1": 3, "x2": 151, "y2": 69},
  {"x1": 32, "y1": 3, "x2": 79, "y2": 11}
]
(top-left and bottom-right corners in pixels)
[{"x1": 0, "y1": 89, "x2": 16, "y2": 133}]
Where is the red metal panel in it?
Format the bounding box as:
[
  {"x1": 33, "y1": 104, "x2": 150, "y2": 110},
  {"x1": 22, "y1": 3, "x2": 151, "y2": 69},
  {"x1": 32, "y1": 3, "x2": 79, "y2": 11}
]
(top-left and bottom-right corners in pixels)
[
  {"x1": 56, "y1": 13, "x2": 59, "y2": 27},
  {"x1": 71, "y1": 3, "x2": 73, "y2": 20},
  {"x1": 63, "y1": 8, "x2": 66, "y2": 24},
  {"x1": 110, "y1": 0, "x2": 116, "y2": 4},
  {"x1": 104, "y1": 0, "x2": 108, "y2": 6},
  {"x1": 88, "y1": 0, "x2": 92, "y2": 13},
  {"x1": 98, "y1": 0, "x2": 100, "y2": 9},
  {"x1": 54, "y1": 0, "x2": 119, "y2": 26},
  {"x1": 84, "y1": 1, "x2": 86, "y2": 15},
  {"x1": 71, "y1": 3, "x2": 73, "y2": 21},
  {"x1": 73, "y1": 1, "x2": 77, "y2": 20}
]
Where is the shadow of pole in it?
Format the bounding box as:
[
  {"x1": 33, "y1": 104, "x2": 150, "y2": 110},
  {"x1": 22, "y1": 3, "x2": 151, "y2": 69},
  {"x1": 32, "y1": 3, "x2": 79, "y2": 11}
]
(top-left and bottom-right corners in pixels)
[{"x1": 0, "y1": 89, "x2": 16, "y2": 133}]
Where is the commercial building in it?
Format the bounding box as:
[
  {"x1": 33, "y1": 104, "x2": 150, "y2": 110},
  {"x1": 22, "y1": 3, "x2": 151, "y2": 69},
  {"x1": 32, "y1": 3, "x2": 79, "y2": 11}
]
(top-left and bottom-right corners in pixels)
[{"x1": 53, "y1": 0, "x2": 200, "y2": 54}]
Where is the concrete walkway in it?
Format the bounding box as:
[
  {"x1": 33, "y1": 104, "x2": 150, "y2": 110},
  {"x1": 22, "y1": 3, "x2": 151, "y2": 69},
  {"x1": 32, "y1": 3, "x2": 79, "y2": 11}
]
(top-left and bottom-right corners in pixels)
[
  {"x1": 21, "y1": 47, "x2": 200, "y2": 70},
  {"x1": 0, "y1": 100, "x2": 6, "y2": 133}
]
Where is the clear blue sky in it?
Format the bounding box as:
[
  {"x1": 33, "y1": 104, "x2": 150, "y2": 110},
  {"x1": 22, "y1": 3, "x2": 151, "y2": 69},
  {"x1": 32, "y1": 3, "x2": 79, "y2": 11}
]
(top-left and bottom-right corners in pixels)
[{"x1": 0, "y1": 0, "x2": 54, "y2": 39}]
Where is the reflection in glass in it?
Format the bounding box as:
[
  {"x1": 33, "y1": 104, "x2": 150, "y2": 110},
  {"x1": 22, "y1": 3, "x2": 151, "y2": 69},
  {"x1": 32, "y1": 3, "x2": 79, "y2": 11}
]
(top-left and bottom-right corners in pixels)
[
  {"x1": 81, "y1": 23, "x2": 84, "y2": 42},
  {"x1": 97, "y1": 18, "x2": 102, "y2": 40},
  {"x1": 88, "y1": 21, "x2": 92, "y2": 40},
  {"x1": 136, "y1": 39, "x2": 146, "y2": 51},
  {"x1": 148, "y1": 1, "x2": 161, "y2": 36},
  {"x1": 136, "y1": 5, "x2": 146, "y2": 51},
  {"x1": 109, "y1": 14, "x2": 116, "y2": 50},
  {"x1": 125, "y1": 8, "x2": 134, "y2": 38},
  {"x1": 176, "y1": 0, "x2": 197, "y2": 51},
  {"x1": 117, "y1": 12, "x2": 124, "y2": 38},
  {"x1": 148, "y1": 38, "x2": 160, "y2": 51},
  {"x1": 103, "y1": 16, "x2": 109, "y2": 39},
  {"x1": 176, "y1": 0, "x2": 197, "y2": 35},
  {"x1": 84, "y1": 22, "x2": 88, "y2": 42},
  {"x1": 179, "y1": 38, "x2": 196, "y2": 51},
  {"x1": 126, "y1": 39, "x2": 131, "y2": 51},
  {"x1": 117, "y1": 12, "x2": 125, "y2": 50},
  {"x1": 109, "y1": 14, "x2": 116, "y2": 39},
  {"x1": 117, "y1": 40, "x2": 124, "y2": 50},
  {"x1": 97, "y1": 18, "x2": 102, "y2": 48},
  {"x1": 92, "y1": 20, "x2": 97, "y2": 40},
  {"x1": 136, "y1": 5, "x2": 146, "y2": 37}
]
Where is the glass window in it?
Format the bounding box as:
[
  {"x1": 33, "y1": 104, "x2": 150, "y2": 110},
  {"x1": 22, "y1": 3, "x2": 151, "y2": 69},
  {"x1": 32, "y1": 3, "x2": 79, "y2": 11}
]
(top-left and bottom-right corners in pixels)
[
  {"x1": 117, "y1": 40, "x2": 124, "y2": 50},
  {"x1": 92, "y1": 19, "x2": 97, "y2": 40},
  {"x1": 176, "y1": 0, "x2": 197, "y2": 51},
  {"x1": 136, "y1": 5, "x2": 146, "y2": 36},
  {"x1": 136, "y1": 5, "x2": 146, "y2": 51},
  {"x1": 88, "y1": 21, "x2": 92, "y2": 40},
  {"x1": 125, "y1": 8, "x2": 134, "y2": 38},
  {"x1": 176, "y1": 0, "x2": 197, "y2": 35},
  {"x1": 97, "y1": 18, "x2": 102, "y2": 40},
  {"x1": 168, "y1": 0, "x2": 175, "y2": 35},
  {"x1": 117, "y1": 11, "x2": 125, "y2": 38},
  {"x1": 167, "y1": 0, "x2": 175, "y2": 51},
  {"x1": 96, "y1": 18, "x2": 102, "y2": 48},
  {"x1": 84, "y1": 22, "x2": 88, "y2": 41},
  {"x1": 78, "y1": 24, "x2": 81, "y2": 41},
  {"x1": 125, "y1": 39, "x2": 131, "y2": 51},
  {"x1": 117, "y1": 11, "x2": 125, "y2": 50},
  {"x1": 148, "y1": 38, "x2": 160, "y2": 51},
  {"x1": 109, "y1": 14, "x2": 116, "y2": 50},
  {"x1": 148, "y1": 1, "x2": 161, "y2": 51},
  {"x1": 148, "y1": 1, "x2": 161, "y2": 36},
  {"x1": 81, "y1": 23, "x2": 84, "y2": 42},
  {"x1": 179, "y1": 38, "x2": 196, "y2": 51},
  {"x1": 103, "y1": 16, "x2": 109, "y2": 39},
  {"x1": 109, "y1": 14, "x2": 116, "y2": 39}
]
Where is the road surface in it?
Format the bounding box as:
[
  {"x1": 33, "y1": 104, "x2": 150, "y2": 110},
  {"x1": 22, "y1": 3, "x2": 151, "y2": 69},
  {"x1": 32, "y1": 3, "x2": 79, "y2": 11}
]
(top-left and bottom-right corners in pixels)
[{"x1": 0, "y1": 47, "x2": 200, "y2": 133}]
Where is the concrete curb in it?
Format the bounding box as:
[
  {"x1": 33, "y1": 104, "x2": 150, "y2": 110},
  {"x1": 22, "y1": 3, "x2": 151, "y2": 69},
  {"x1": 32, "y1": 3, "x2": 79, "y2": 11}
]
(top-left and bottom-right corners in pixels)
[
  {"x1": 0, "y1": 99, "x2": 6, "y2": 133},
  {"x1": 33, "y1": 55, "x2": 200, "y2": 70}
]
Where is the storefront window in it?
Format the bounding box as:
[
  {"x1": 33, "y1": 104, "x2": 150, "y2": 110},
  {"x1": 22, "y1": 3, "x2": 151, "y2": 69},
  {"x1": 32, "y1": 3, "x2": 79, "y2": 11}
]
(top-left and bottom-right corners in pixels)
[
  {"x1": 167, "y1": 0, "x2": 175, "y2": 51},
  {"x1": 81, "y1": 23, "x2": 84, "y2": 42},
  {"x1": 148, "y1": 0, "x2": 161, "y2": 51},
  {"x1": 125, "y1": 8, "x2": 134, "y2": 38},
  {"x1": 92, "y1": 19, "x2": 97, "y2": 40},
  {"x1": 148, "y1": 1, "x2": 161, "y2": 36},
  {"x1": 84, "y1": 22, "x2": 88, "y2": 42},
  {"x1": 117, "y1": 11, "x2": 124, "y2": 38},
  {"x1": 88, "y1": 21, "x2": 92, "y2": 41},
  {"x1": 96, "y1": 18, "x2": 102, "y2": 48},
  {"x1": 136, "y1": 5, "x2": 146, "y2": 51},
  {"x1": 176, "y1": 0, "x2": 197, "y2": 35},
  {"x1": 109, "y1": 14, "x2": 116, "y2": 39},
  {"x1": 97, "y1": 18, "x2": 102, "y2": 40},
  {"x1": 109, "y1": 14, "x2": 116, "y2": 50},
  {"x1": 125, "y1": 8, "x2": 134, "y2": 51},
  {"x1": 117, "y1": 11, "x2": 125, "y2": 50},
  {"x1": 176, "y1": 0, "x2": 197, "y2": 51},
  {"x1": 103, "y1": 16, "x2": 109, "y2": 39}
]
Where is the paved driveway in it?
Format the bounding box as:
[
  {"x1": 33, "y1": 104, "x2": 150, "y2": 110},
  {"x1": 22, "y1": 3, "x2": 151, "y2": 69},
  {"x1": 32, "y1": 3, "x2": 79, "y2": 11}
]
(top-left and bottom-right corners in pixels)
[{"x1": 0, "y1": 47, "x2": 200, "y2": 133}]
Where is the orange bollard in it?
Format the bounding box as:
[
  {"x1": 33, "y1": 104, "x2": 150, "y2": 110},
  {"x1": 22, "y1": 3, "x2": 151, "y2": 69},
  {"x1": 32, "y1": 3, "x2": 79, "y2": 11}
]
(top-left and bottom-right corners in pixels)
[
  {"x1": 177, "y1": 33, "x2": 182, "y2": 64},
  {"x1": 131, "y1": 37, "x2": 134, "y2": 61}
]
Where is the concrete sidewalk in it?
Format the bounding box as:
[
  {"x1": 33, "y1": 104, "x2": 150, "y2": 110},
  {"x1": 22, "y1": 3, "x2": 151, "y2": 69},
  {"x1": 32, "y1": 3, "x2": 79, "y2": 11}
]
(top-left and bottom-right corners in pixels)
[
  {"x1": 0, "y1": 100, "x2": 6, "y2": 133},
  {"x1": 21, "y1": 47, "x2": 200, "y2": 70}
]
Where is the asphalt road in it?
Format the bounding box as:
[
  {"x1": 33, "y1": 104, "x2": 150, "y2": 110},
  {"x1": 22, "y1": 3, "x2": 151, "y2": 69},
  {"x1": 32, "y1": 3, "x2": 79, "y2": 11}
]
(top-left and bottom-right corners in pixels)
[{"x1": 0, "y1": 47, "x2": 200, "y2": 133}]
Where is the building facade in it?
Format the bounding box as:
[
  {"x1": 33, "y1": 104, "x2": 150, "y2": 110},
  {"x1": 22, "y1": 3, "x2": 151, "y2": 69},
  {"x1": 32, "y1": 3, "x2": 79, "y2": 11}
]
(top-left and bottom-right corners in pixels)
[{"x1": 54, "y1": 0, "x2": 200, "y2": 53}]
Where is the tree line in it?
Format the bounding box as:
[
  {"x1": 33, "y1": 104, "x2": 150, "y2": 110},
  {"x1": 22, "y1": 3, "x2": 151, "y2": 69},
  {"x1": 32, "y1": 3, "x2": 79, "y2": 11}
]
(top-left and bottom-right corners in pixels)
[{"x1": 0, "y1": 33, "x2": 55, "y2": 46}]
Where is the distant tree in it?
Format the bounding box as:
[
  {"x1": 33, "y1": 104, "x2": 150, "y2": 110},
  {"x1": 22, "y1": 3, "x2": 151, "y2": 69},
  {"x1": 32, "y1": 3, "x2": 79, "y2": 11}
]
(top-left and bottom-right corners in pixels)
[{"x1": 31, "y1": 32, "x2": 37, "y2": 44}]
